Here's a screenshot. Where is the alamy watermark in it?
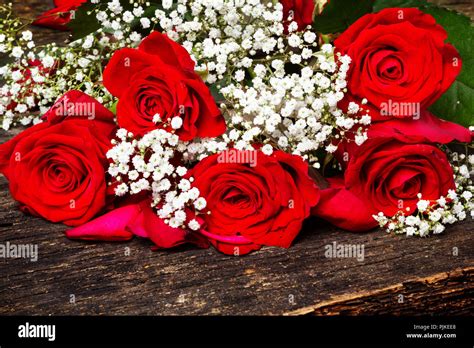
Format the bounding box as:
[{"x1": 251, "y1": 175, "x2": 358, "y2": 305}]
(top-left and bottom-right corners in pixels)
[
  {"x1": 54, "y1": 95, "x2": 96, "y2": 120},
  {"x1": 324, "y1": 241, "x2": 365, "y2": 262},
  {"x1": 380, "y1": 100, "x2": 420, "y2": 119},
  {"x1": 18, "y1": 322, "x2": 55, "y2": 341},
  {"x1": 0, "y1": 241, "x2": 38, "y2": 262},
  {"x1": 217, "y1": 149, "x2": 257, "y2": 167}
]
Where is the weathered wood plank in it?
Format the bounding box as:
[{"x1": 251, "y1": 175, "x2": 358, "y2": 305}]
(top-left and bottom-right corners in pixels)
[
  {"x1": 12, "y1": 0, "x2": 70, "y2": 46},
  {"x1": 287, "y1": 267, "x2": 474, "y2": 315},
  {"x1": 431, "y1": 0, "x2": 474, "y2": 18}
]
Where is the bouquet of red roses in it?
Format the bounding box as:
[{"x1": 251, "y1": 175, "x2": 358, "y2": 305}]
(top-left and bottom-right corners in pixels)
[{"x1": 0, "y1": 0, "x2": 472, "y2": 256}]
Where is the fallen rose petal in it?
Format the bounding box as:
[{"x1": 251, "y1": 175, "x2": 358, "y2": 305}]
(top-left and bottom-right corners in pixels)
[
  {"x1": 311, "y1": 177, "x2": 378, "y2": 232},
  {"x1": 65, "y1": 204, "x2": 140, "y2": 241},
  {"x1": 66, "y1": 200, "x2": 210, "y2": 249},
  {"x1": 138, "y1": 201, "x2": 209, "y2": 249}
]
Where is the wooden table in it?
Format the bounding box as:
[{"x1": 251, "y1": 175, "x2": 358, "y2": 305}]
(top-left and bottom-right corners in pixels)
[{"x1": 0, "y1": 0, "x2": 473, "y2": 316}]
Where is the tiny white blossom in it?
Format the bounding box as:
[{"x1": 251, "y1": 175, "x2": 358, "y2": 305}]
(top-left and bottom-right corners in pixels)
[
  {"x1": 188, "y1": 219, "x2": 201, "y2": 231},
  {"x1": 417, "y1": 200, "x2": 430, "y2": 213},
  {"x1": 261, "y1": 144, "x2": 273, "y2": 156},
  {"x1": 171, "y1": 116, "x2": 183, "y2": 129},
  {"x1": 140, "y1": 18, "x2": 151, "y2": 29},
  {"x1": 433, "y1": 223, "x2": 445, "y2": 234},
  {"x1": 194, "y1": 197, "x2": 207, "y2": 211},
  {"x1": 11, "y1": 47, "x2": 24, "y2": 58}
]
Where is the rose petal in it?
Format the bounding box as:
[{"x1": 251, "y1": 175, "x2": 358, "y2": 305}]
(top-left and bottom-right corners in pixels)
[
  {"x1": 311, "y1": 177, "x2": 378, "y2": 232},
  {"x1": 103, "y1": 48, "x2": 157, "y2": 98},
  {"x1": 138, "y1": 31, "x2": 196, "y2": 72},
  {"x1": 66, "y1": 200, "x2": 210, "y2": 249},
  {"x1": 368, "y1": 110, "x2": 472, "y2": 144},
  {"x1": 65, "y1": 204, "x2": 139, "y2": 241}
]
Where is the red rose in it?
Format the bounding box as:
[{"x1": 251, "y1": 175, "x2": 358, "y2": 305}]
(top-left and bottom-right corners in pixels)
[
  {"x1": 335, "y1": 8, "x2": 461, "y2": 120},
  {"x1": 188, "y1": 148, "x2": 320, "y2": 255},
  {"x1": 346, "y1": 139, "x2": 453, "y2": 217},
  {"x1": 312, "y1": 112, "x2": 471, "y2": 231},
  {"x1": 281, "y1": 0, "x2": 315, "y2": 31},
  {"x1": 0, "y1": 91, "x2": 116, "y2": 226},
  {"x1": 33, "y1": 0, "x2": 86, "y2": 31},
  {"x1": 103, "y1": 32, "x2": 226, "y2": 141}
]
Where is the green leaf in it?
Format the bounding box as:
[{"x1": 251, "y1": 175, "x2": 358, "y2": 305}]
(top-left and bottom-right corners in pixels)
[
  {"x1": 210, "y1": 84, "x2": 225, "y2": 105},
  {"x1": 108, "y1": 100, "x2": 118, "y2": 114},
  {"x1": 313, "y1": 0, "x2": 374, "y2": 34},
  {"x1": 424, "y1": 7, "x2": 474, "y2": 127},
  {"x1": 373, "y1": 0, "x2": 474, "y2": 126},
  {"x1": 68, "y1": 1, "x2": 163, "y2": 40},
  {"x1": 372, "y1": 0, "x2": 435, "y2": 12},
  {"x1": 68, "y1": 3, "x2": 102, "y2": 40}
]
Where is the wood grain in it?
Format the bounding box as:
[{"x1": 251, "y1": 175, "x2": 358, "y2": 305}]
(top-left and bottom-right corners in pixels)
[
  {"x1": 431, "y1": 0, "x2": 474, "y2": 18},
  {"x1": 0, "y1": 0, "x2": 472, "y2": 316},
  {"x1": 12, "y1": 0, "x2": 69, "y2": 46},
  {"x1": 287, "y1": 267, "x2": 474, "y2": 315}
]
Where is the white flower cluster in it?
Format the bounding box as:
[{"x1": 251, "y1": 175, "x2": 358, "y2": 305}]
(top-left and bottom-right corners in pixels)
[
  {"x1": 152, "y1": 0, "x2": 369, "y2": 166},
  {"x1": 107, "y1": 129, "x2": 207, "y2": 231},
  {"x1": 0, "y1": 3, "x2": 126, "y2": 130},
  {"x1": 374, "y1": 152, "x2": 474, "y2": 237},
  {"x1": 2, "y1": 0, "x2": 371, "y2": 160},
  {"x1": 220, "y1": 47, "x2": 369, "y2": 166},
  {"x1": 156, "y1": 0, "x2": 288, "y2": 84},
  {"x1": 91, "y1": 0, "x2": 155, "y2": 43}
]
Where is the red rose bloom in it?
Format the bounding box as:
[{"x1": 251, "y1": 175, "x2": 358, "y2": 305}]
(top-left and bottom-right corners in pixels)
[
  {"x1": 345, "y1": 139, "x2": 453, "y2": 217},
  {"x1": 312, "y1": 112, "x2": 471, "y2": 231},
  {"x1": 188, "y1": 148, "x2": 320, "y2": 255},
  {"x1": 335, "y1": 8, "x2": 461, "y2": 120},
  {"x1": 0, "y1": 91, "x2": 116, "y2": 226},
  {"x1": 103, "y1": 31, "x2": 226, "y2": 140},
  {"x1": 33, "y1": 0, "x2": 86, "y2": 31},
  {"x1": 281, "y1": 0, "x2": 315, "y2": 31}
]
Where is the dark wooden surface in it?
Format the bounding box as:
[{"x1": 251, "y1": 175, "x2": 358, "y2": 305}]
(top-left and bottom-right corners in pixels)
[{"x1": 0, "y1": 0, "x2": 472, "y2": 316}]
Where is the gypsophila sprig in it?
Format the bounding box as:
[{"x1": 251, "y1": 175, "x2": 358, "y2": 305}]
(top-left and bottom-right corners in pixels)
[
  {"x1": 1, "y1": 1, "x2": 371, "y2": 161},
  {"x1": 374, "y1": 150, "x2": 474, "y2": 237},
  {"x1": 0, "y1": 3, "x2": 132, "y2": 130},
  {"x1": 107, "y1": 128, "x2": 207, "y2": 230},
  {"x1": 153, "y1": 0, "x2": 370, "y2": 166},
  {"x1": 219, "y1": 46, "x2": 370, "y2": 167}
]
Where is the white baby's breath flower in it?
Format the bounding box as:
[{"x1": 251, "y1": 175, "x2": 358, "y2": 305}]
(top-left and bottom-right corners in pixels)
[
  {"x1": 261, "y1": 144, "x2": 273, "y2": 156},
  {"x1": 417, "y1": 200, "x2": 430, "y2": 213},
  {"x1": 171, "y1": 116, "x2": 183, "y2": 129},
  {"x1": 11, "y1": 47, "x2": 24, "y2": 58},
  {"x1": 140, "y1": 18, "x2": 151, "y2": 29},
  {"x1": 188, "y1": 219, "x2": 201, "y2": 231},
  {"x1": 433, "y1": 223, "x2": 445, "y2": 234},
  {"x1": 194, "y1": 197, "x2": 207, "y2": 211}
]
